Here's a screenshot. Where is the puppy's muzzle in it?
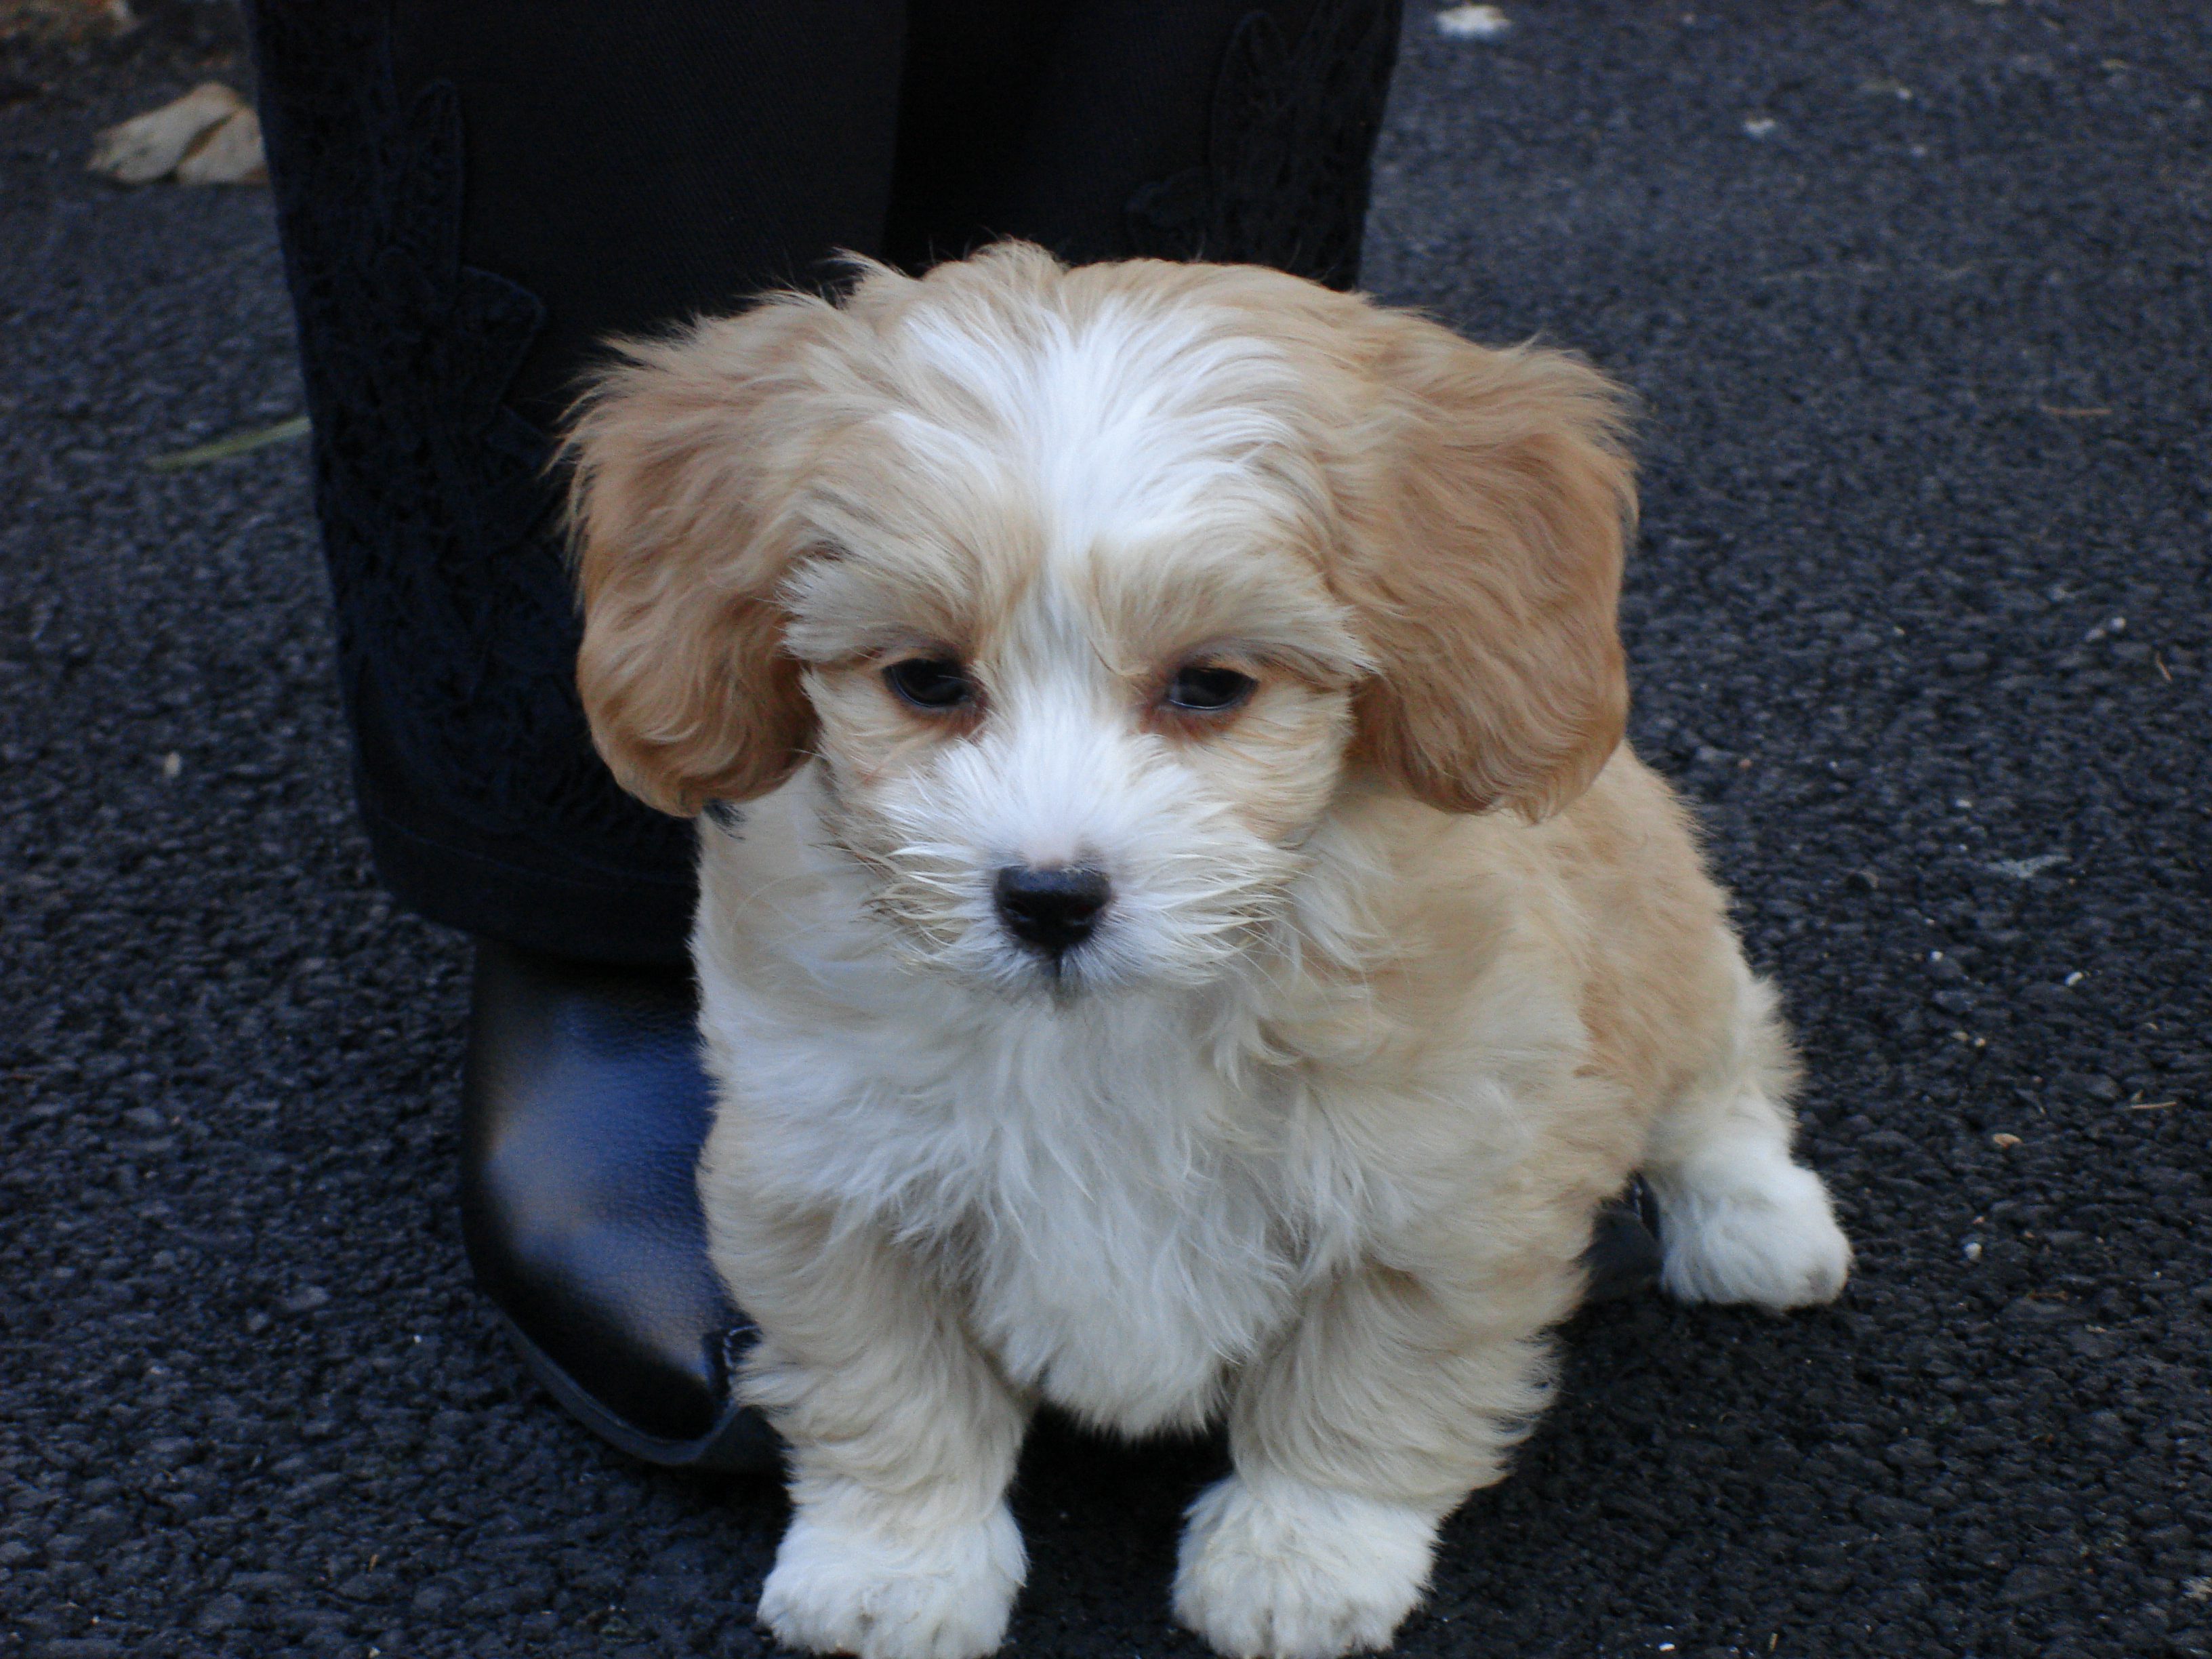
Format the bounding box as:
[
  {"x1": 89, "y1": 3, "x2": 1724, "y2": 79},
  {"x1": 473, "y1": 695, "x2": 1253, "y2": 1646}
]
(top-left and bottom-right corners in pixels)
[{"x1": 994, "y1": 865, "x2": 1109, "y2": 958}]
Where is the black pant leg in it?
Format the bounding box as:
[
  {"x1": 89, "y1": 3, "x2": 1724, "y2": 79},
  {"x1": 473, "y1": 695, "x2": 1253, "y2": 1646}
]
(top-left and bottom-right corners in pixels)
[
  {"x1": 247, "y1": 1, "x2": 906, "y2": 965},
  {"x1": 884, "y1": 0, "x2": 1403, "y2": 287}
]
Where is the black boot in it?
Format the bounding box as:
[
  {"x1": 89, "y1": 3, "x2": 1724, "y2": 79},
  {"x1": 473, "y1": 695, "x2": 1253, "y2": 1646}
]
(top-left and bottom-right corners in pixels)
[
  {"x1": 1583, "y1": 1176, "x2": 1664, "y2": 1305},
  {"x1": 459, "y1": 939, "x2": 779, "y2": 1471}
]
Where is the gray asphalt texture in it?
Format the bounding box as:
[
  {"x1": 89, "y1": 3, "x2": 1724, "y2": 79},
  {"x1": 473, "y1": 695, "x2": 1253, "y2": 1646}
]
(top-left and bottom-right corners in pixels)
[{"x1": 3, "y1": 3, "x2": 2209, "y2": 1657}]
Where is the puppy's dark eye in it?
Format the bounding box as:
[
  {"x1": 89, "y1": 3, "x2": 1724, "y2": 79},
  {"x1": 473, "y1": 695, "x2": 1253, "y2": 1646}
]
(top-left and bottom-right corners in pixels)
[
  {"x1": 884, "y1": 657, "x2": 975, "y2": 711},
  {"x1": 1163, "y1": 664, "x2": 1257, "y2": 713}
]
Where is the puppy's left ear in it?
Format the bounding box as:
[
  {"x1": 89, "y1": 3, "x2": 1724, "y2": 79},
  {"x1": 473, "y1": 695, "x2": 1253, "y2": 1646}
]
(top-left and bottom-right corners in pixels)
[
  {"x1": 1334, "y1": 314, "x2": 1636, "y2": 819},
  {"x1": 562, "y1": 295, "x2": 853, "y2": 817}
]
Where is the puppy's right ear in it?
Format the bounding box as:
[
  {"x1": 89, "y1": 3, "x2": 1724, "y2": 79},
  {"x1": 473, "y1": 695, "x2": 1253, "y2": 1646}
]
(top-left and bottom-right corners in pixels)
[{"x1": 563, "y1": 295, "x2": 850, "y2": 817}]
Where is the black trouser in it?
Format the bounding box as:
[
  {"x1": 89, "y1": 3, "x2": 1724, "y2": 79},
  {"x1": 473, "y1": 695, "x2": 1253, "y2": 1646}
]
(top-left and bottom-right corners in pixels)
[{"x1": 246, "y1": 0, "x2": 1404, "y2": 964}]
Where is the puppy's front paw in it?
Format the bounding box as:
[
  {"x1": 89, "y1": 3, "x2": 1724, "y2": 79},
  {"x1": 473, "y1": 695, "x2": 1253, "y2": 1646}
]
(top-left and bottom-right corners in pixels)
[
  {"x1": 758, "y1": 1498, "x2": 1024, "y2": 1659},
  {"x1": 1656, "y1": 1141, "x2": 1851, "y2": 1309},
  {"x1": 1173, "y1": 1472, "x2": 1437, "y2": 1659}
]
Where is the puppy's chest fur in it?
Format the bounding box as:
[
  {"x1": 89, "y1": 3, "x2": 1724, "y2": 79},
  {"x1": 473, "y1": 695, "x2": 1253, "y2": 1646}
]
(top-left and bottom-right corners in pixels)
[{"x1": 724, "y1": 982, "x2": 1371, "y2": 1436}]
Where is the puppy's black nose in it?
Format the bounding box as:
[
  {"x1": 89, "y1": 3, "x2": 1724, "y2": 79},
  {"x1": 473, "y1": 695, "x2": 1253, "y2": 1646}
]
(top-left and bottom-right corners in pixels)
[{"x1": 994, "y1": 865, "x2": 1109, "y2": 956}]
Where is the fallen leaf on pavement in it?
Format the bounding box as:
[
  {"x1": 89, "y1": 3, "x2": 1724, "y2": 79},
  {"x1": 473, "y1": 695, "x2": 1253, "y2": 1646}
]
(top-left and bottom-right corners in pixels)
[
  {"x1": 87, "y1": 81, "x2": 242, "y2": 185},
  {"x1": 2, "y1": 0, "x2": 135, "y2": 47},
  {"x1": 148, "y1": 415, "x2": 310, "y2": 472}
]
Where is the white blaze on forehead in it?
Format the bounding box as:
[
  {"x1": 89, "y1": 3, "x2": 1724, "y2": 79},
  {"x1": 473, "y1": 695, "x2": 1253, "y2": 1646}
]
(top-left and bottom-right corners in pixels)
[{"x1": 895, "y1": 299, "x2": 1305, "y2": 556}]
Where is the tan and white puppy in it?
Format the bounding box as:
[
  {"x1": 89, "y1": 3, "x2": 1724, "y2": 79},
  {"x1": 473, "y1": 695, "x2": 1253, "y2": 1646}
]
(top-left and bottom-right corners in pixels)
[{"x1": 564, "y1": 243, "x2": 1850, "y2": 1659}]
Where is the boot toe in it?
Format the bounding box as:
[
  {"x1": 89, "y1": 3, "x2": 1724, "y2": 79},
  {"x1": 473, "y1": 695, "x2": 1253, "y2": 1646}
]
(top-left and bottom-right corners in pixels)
[{"x1": 461, "y1": 939, "x2": 779, "y2": 1471}]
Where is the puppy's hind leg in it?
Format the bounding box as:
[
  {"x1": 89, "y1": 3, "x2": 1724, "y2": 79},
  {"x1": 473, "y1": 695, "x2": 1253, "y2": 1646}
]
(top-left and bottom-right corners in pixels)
[{"x1": 1643, "y1": 958, "x2": 1851, "y2": 1310}]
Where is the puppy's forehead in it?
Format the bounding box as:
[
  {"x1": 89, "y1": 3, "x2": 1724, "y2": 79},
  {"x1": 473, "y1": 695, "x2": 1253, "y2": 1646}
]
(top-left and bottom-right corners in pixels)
[
  {"x1": 779, "y1": 284, "x2": 1356, "y2": 670},
  {"x1": 884, "y1": 295, "x2": 1311, "y2": 548}
]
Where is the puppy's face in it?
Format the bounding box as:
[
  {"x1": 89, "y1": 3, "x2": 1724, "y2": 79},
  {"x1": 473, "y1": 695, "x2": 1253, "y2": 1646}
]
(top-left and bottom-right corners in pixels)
[
  {"x1": 781, "y1": 346, "x2": 1364, "y2": 991},
  {"x1": 566, "y1": 246, "x2": 1635, "y2": 995}
]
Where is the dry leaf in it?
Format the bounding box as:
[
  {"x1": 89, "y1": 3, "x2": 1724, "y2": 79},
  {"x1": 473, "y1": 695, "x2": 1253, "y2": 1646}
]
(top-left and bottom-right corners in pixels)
[
  {"x1": 87, "y1": 81, "x2": 241, "y2": 185},
  {"x1": 1, "y1": 0, "x2": 134, "y2": 46},
  {"x1": 147, "y1": 414, "x2": 309, "y2": 472}
]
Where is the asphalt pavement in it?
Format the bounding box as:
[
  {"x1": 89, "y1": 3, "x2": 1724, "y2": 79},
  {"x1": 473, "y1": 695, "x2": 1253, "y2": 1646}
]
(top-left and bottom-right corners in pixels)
[{"x1": 1, "y1": 3, "x2": 2208, "y2": 1657}]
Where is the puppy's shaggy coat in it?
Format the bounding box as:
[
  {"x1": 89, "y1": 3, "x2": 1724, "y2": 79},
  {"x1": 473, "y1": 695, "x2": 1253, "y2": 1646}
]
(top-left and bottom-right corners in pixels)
[{"x1": 566, "y1": 244, "x2": 1850, "y2": 1659}]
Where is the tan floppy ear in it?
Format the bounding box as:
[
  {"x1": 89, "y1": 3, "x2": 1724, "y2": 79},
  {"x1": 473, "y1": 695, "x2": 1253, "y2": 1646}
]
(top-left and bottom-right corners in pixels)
[
  {"x1": 562, "y1": 294, "x2": 853, "y2": 817},
  {"x1": 1333, "y1": 314, "x2": 1636, "y2": 819}
]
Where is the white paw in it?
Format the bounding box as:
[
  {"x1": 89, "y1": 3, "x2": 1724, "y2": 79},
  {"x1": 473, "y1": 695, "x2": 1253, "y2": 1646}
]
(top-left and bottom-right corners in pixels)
[
  {"x1": 1172, "y1": 1472, "x2": 1437, "y2": 1659},
  {"x1": 1655, "y1": 1141, "x2": 1852, "y2": 1309},
  {"x1": 758, "y1": 1498, "x2": 1025, "y2": 1659}
]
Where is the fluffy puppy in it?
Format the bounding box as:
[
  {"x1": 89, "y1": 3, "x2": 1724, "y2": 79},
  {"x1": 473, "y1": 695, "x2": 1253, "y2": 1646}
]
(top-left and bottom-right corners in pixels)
[{"x1": 564, "y1": 243, "x2": 1850, "y2": 1659}]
